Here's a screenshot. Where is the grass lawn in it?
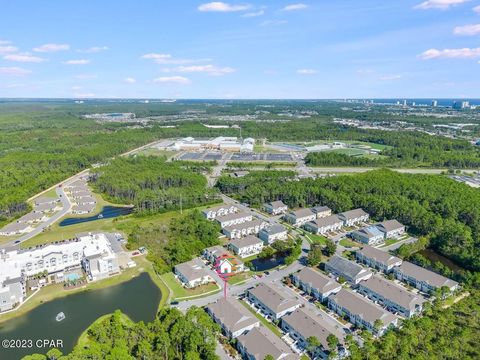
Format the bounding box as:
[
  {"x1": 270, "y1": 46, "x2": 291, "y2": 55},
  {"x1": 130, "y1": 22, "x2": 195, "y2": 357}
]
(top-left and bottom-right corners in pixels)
[
  {"x1": 20, "y1": 206, "x2": 182, "y2": 249},
  {"x1": 339, "y1": 238, "x2": 360, "y2": 248},
  {"x1": 228, "y1": 272, "x2": 251, "y2": 285},
  {"x1": 380, "y1": 238, "x2": 399, "y2": 248},
  {"x1": 160, "y1": 272, "x2": 220, "y2": 301},
  {"x1": 239, "y1": 300, "x2": 283, "y2": 337},
  {"x1": 138, "y1": 148, "x2": 179, "y2": 158},
  {"x1": 306, "y1": 233, "x2": 328, "y2": 245}
]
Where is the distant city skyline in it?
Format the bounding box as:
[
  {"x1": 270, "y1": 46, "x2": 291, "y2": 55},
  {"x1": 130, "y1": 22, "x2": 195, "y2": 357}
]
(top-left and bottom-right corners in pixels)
[{"x1": 0, "y1": 0, "x2": 479, "y2": 99}]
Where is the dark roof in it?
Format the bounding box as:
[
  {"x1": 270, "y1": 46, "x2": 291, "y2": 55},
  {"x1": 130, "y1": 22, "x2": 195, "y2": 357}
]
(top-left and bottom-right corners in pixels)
[
  {"x1": 309, "y1": 214, "x2": 343, "y2": 228},
  {"x1": 339, "y1": 208, "x2": 368, "y2": 220},
  {"x1": 396, "y1": 262, "x2": 459, "y2": 289},
  {"x1": 376, "y1": 220, "x2": 405, "y2": 233},
  {"x1": 326, "y1": 255, "x2": 372, "y2": 281},
  {"x1": 237, "y1": 326, "x2": 296, "y2": 360},
  {"x1": 356, "y1": 245, "x2": 402, "y2": 267},
  {"x1": 206, "y1": 298, "x2": 259, "y2": 334},
  {"x1": 330, "y1": 289, "x2": 397, "y2": 327},
  {"x1": 293, "y1": 267, "x2": 341, "y2": 294}
]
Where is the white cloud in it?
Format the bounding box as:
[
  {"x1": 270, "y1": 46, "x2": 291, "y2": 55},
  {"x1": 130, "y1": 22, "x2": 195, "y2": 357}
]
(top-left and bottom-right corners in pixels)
[
  {"x1": 124, "y1": 77, "x2": 136, "y2": 83},
  {"x1": 241, "y1": 9, "x2": 265, "y2": 17},
  {"x1": 282, "y1": 3, "x2": 308, "y2": 11},
  {"x1": 198, "y1": 2, "x2": 251, "y2": 12},
  {"x1": 166, "y1": 64, "x2": 235, "y2": 76},
  {"x1": 74, "y1": 73, "x2": 97, "y2": 79},
  {"x1": 296, "y1": 68, "x2": 317, "y2": 75},
  {"x1": 0, "y1": 40, "x2": 12, "y2": 45},
  {"x1": 71, "y1": 86, "x2": 83, "y2": 90},
  {"x1": 62, "y1": 59, "x2": 91, "y2": 65},
  {"x1": 419, "y1": 47, "x2": 480, "y2": 59},
  {"x1": 77, "y1": 46, "x2": 109, "y2": 53},
  {"x1": 356, "y1": 69, "x2": 374, "y2": 74},
  {"x1": 0, "y1": 67, "x2": 31, "y2": 76},
  {"x1": 474, "y1": 5, "x2": 480, "y2": 13},
  {"x1": 74, "y1": 92, "x2": 96, "y2": 98},
  {"x1": 260, "y1": 20, "x2": 287, "y2": 26},
  {"x1": 379, "y1": 74, "x2": 403, "y2": 80},
  {"x1": 453, "y1": 24, "x2": 480, "y2": 35},
  {"x1": 153, "y1": 76, "x2": 191, "y2": 84},
  {"x1": 414, "y1": 0, "x2": 469, "y2": 10},
  {"x1": 4, "y1": 53, "x2": 46, "y2": 63},
  {"x1": 0, "y1": 45, "x2": 19, "y2": 54},
  {"x1": 33, "y1": 43, "x2": 70, "y2": 52},
  {"x1": 142, "y1": 53, "x2": 210, "y2": 65}
]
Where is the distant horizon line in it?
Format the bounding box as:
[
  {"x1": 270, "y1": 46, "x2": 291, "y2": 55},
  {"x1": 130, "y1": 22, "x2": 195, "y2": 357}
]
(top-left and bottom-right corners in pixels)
[{"x1": 0, "y1": 97, "x2": 478, "y2": 101}]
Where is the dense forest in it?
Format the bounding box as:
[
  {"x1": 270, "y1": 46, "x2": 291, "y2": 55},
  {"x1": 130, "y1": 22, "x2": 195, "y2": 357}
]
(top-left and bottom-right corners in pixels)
[
  {"x1": 2, "y1": 102, "x2": 480, "y2": 225},
  {"x1": 23, "y1": 308, "x2": 220, "y2": 360},
  {"x1": 91, "y1": 156, "x2": 218, "y2": 214},
  {"x1": 217, "y1": 169, "x2": 480, "y2": 271},
  {"x1": 126, "y1": 210, "x2": 221, "y2": 274},
  {"x1": 347, "y1": 290, "x2": 480, "y2": 360}
]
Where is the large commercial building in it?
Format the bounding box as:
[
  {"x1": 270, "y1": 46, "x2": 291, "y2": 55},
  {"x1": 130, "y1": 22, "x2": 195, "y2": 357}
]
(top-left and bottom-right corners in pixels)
[{"x1": 172, "y1": 137, "x2": 255, "y2": 152}]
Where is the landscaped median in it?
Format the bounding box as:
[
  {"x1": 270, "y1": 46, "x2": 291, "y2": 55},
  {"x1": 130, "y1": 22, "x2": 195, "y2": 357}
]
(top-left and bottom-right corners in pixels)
[{"x1": 160, "y1": 272, "x2": 221, "y2": 301}]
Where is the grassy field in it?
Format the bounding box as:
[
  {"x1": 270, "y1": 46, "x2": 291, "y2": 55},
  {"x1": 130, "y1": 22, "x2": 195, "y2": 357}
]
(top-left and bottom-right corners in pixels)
[
  {"x1": 228, "y1": 272, "x2": 251, "y2": 285},
  {"x1": 239, "y1": 299, "x2": 283, "y2": 337},
  {"x1": 137, "y1": 148, "x2": 179, "y2": 158},
  {"x1": 160, "y1": 272, "x2": 220, "y2": 300},
  {"x1": 339, "y1": 238, "x2": 360, "y2": 248},
  {"x1": 380, "y1": 238, "x2": 400, "y2": 248},
  {"x1": 305, "y1": 233, "x2": 328, "y2": 245}
]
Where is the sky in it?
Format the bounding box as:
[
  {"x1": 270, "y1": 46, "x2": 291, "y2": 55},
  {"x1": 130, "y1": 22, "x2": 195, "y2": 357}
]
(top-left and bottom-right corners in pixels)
[{"x1": 0, "y1": 0, "x2": 479, "y2": 99}]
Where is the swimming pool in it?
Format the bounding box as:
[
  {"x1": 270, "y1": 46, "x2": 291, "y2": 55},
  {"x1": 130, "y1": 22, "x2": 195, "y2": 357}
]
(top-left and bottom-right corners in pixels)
[{"x1": 65, "y1": 273, "x2": 80, "y2": 282}]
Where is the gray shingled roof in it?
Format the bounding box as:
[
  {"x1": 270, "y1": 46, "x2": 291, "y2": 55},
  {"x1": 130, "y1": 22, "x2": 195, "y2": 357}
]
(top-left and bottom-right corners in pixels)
[
  {"x1": 237, "y1": 326, "x2": 297, "y2": 360},
  {"x1": 310, "y1": 214, "x2": 343, "y2": 227},
  {"x1": 330, "y1": 289, "x2": 397, "y2": 327},
  {"x1": 229, "y1": 235, "x2": 263, "y2": 249},
  {"x1": 216, "y1": 211, "x2": 251, "y2": 223},
  {"x1": 290, "y1": 208, "x2": 315, "y2": 218},
  {"x1": 357, "y1": 245, "x2": 402, "y2": 267},
  {"x1": 377, "y1": 220, "x2": 404, "y2": 233},
  {"x1": 339, "y1": 208, "x2": 368, "y2": 221},
  {"x1": 223, "y1": 219, "x2": 265, "y2": 232},
  {"x1": 248, "y1": 283, "x2": 298, "y2": 314},
  {"x1": 312, "y1": 205, "x2": 331, "y2": 213},
  {"x1": 260, "y1": 224, "x2": 286, "y2": 236},
  {"x1": 293, "y1": 267, "x2": 341, "y2": 294},
  {"x1": 206, "y1": 298, "x2": 259, "y2": 334},
  {"x1": 326, "y1": 255, "x2": 372, "y2": 281},
  {"x1": 360, "y1": 275, "x2": 425, "y2": 310},
  {"x1": 268, "y1": 200, "x2": 287, "y2": 209},
  {"x1": 397, "y1": 261, "x2": 459, "y2": 289},
  {"x1": 174, "y1": 258, "x2": 210, "y2": 282},
  {"x1": 282, "y1": 307, "x2": 344, "y2": 350}
]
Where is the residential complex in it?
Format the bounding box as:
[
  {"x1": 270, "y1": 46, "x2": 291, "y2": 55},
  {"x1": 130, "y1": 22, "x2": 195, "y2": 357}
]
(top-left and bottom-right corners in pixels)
[
  {"x1": 325, "y1": 255, "x2": 373, "y2": 285},
  {"x1": 328, "y1": 289, "x2": 398, "y2": 335},
  {"x1": 263, "y1": 200, "x2": 288, "y2": 215},
  {"x1": 394, "y1": 261, "x2": 459, "y2": 293},
  {"x1": 356, "y1": 245, "x2": 403, "y2": 273},
  {"x1": 246, "y1": 283, "x2": 301, "y2": 320},
  {"x1": 291, "y1": 267, "x2": 341, "y2": 301}
]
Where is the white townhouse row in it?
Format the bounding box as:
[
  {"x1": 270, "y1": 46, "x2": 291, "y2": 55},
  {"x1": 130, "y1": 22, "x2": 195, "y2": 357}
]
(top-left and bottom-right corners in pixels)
[
  {"x1": 228, "y1": 235, "x2": 264, "y2": 258},
  {"x1": 215, "y1": 211, "x2": 253, "y2": 228},
  {"x1": 263, "y1": 200, "x2": 288, "y2": 215},
  {"x1": 356, "y1": 245, "x2": 459, "y2": 294},
  {"x1": 328, "y1": 288, "x2": 398, "y2": 336},
  {"x1": 351, "y1": 220, "x2": 405, "y2": 246},
  {"x1": 174, "y1": 258, "x2": 214, "y2": 289},
  {"x1": 202, "y1": 204, "x2": 238, "y2": 220},
  {"x1": 291, "y1": 267, "x2": 342, "y2": 301},
  {"x1": 223, "y1": 219, "x2": 268, "y2": 239},
  {"x1": 245, "y1": 283, "x2": 301, "y2": 321},
  {"x1": 258, "y1": 224, "x2": 288, "y2": 244}
]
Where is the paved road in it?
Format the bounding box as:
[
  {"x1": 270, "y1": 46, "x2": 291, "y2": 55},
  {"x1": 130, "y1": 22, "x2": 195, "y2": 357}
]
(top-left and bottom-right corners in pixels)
[
  {"x1": 177, "y1": 237, "x2": 309, "y2": 311},
  {"x1": 1, "y1": 180, "x2": 76, "y2": 249}
]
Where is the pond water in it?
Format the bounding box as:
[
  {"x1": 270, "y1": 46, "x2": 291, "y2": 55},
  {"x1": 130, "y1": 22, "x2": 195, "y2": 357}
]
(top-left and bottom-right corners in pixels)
[
  {"x1": 250, "y1": 256, "x2": 286, "y2": 271},
  {"x1": 419, "y1": 249, "x2": 464, "y2": 273},
  {"x1": 59, "y1": 206, "x2": 134, "y2": 227},
  {"x1": 0, "y1": 272, "x2": 161, "y2": 359}
]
